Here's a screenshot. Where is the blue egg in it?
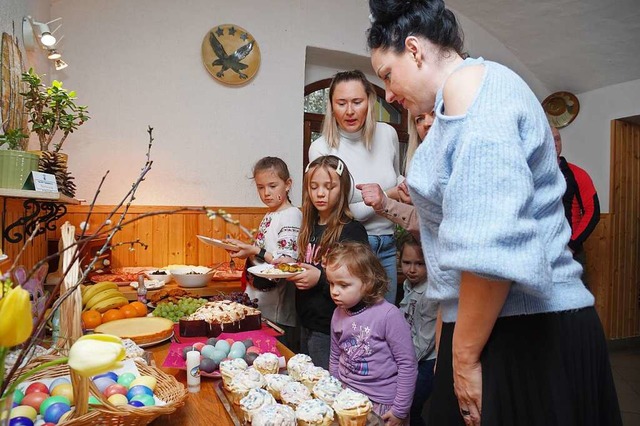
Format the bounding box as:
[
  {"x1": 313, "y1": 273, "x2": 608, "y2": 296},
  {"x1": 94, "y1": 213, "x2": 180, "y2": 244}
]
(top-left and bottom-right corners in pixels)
[
  {"x1": 48, "y1": 377, "x2": 71, "y2": 393},
  {"x1": 128, "y1": 400, "x2": 145, "y2": 407},
  {"x1": 9, "y1": 417, "x2": 33, "y2": 426},
  {"x1": 92, "y1": 377, "x2": 116, "y2": 394},
  {"x1": 92, "y1": 372, "x2": 118, "y2": 382},
  {"x1": 126, "y1": 385, "x2": 153, "y2": 401},
  {"x1": 229, "y1": 348, "x2": 245, "y2": 359},
  {"x1": 214, "y1": 339, "x2": 230, "y2": 355},
  {"x1": 210, "y1": 349, "x2": 227, "y2": 364},
  {"x1": 44, "y1": 402, "x2": 71, "y2": 423},
  {"x1": 230, "y1": 341, "x2": 246, "y2": 356},
  {"x1": 200, "y1": 344, "x2": 216, "y2": 359},
  {"x1": 130, "y1": 394, "x2": 155, "y2": 406}
]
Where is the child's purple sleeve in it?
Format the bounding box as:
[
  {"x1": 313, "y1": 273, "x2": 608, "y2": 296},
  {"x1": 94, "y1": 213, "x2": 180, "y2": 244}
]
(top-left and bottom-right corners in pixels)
[
  {"x1": 386, "y1": 308, "x2": 418, "y2": 419},
  {"x1": 329, "y1": 310, "x2": 341, "y2": 379}
]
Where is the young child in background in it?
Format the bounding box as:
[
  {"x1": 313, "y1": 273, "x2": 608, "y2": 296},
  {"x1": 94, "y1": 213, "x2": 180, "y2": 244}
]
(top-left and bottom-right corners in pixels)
[
  {"x1": 327, "y1": 241, "x2": 417, "y2": 426},
  {"x1": 227, "y1": 157, "x2": 302, "y2": 351},
  {"x1": 397, "y1": 234, "x2": 438, "y2": 426},
  {"x1": 287, "y1": 155, "x2": 368, "y2": 369}
]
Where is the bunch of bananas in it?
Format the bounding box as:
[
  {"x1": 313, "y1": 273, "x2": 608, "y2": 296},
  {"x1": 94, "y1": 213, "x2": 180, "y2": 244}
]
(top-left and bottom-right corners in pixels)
[{"x1": 81, "y1": 282, "x2": 129, "y2": 313}]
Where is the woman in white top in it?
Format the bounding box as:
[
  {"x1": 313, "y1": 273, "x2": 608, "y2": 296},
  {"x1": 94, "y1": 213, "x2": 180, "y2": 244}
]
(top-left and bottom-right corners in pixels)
[{"x1": 308, "y1": 70, "x2": 403, "y2": 304}]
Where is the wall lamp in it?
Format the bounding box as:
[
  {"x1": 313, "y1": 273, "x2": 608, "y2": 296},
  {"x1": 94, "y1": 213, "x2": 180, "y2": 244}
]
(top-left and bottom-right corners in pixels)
[
  {"x1": 23, "y1": 16, "x2": 63, "y2": 50},
  {"x1": 54, "y1": 59, "x2": 68, "y2": 71}
]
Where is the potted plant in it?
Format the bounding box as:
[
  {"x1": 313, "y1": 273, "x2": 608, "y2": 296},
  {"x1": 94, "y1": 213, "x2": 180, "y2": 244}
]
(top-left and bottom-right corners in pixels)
[{"x1": 0, "y1": 127, "x2": 39, "y2": 190}]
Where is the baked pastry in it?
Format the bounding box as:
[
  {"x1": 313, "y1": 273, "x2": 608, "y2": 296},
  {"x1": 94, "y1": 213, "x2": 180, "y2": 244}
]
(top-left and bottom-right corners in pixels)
[
  {"x1": 179, "y1": 300, "x2": 261, "y2": 337},
  {"x1": 312, "y1": 376, "x2": 344, "y2": 406},
  {"x1": 239, "y1": 388, "x2": 276, "y2": 423},
  {"x1": 264, "y1": 374, "x2": 294, "y2": 401},
  {"x1": 280, "y1": 381, "x2": 312, "y2": 410},
  {"x1": 299, "y1": 366, "x2": 330, "y2": 392},
  {"x1": 93, "y1": 317, "x2": 173, "y2": 345},
  {"x1": 253, "y1": 352, "x2": 280, "y2": 375},
  {"x1": 228, "y1": 367, "x2": 266, "y2": 405},
  {"x1": 252, "y1": 403, "x2": 296, "y2": 426},
  {"x1": 295, "y1": 398, "x2": 335, "y2": 426},
  {"x1": 287, "y1": 354, "x2": 314, "y2": 381},
  {"x1": 332, "y1": 388, "x2": 372, "y2": 426},
  {"x1": 219, "y1": 358, "x2": 248, "y2": 391}
]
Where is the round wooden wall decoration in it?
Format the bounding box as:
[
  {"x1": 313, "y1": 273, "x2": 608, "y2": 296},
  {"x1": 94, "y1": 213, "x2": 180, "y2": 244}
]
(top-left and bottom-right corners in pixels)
[
  {"x1": 542, "y1": 91, "x2": 580, "y2": 129},
  {"x1": 201, "y1": 24, "x2": 261, "y2": 86}
]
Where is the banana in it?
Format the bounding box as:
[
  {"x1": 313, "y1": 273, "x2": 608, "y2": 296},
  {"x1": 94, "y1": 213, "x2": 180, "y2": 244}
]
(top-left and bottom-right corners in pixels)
[
  {"x1": 92, "y1": 296, "x2": 130, "y2": 313},
  {"x1": 84, "y1": 289, "x2": 127, "y2": 311},
  {"x1": 82, "y1": 282, "x2": 118, "y2": 306}
]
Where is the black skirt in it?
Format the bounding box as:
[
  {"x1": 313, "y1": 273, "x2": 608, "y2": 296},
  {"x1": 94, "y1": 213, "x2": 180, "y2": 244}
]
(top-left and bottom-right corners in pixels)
[{"x1": 427, "y1": 307, "x2": 622, "y2": 426}]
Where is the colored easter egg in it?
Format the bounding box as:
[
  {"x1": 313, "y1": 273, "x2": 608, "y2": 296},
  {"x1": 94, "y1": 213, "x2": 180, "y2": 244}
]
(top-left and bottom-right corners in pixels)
[
  {"x1": 181, "y1": 346, "x2": 194, "y2": 360},
  {"x1": 128, "y1": 400, "x2": 145, "y2": 407},
  {"x1": 103, "y1": 384, "x2": 128, "y2": 398},
  {"x1": 10, "y1": 406, "x2": 37, "y2": 421},
  {"x1": 230, "y1": 341, "x2": 246, "y2": 355},
  {"x1": 107, "y1": 394, "x2": 129, "y2": 406},
  {"x1": 92, "y1": 377, "x2": 116, "y2": 394},
  {"x1": 43, "y1": 402, "x2": 71, "y2": 424},
  {"x1": 199, "y1": 358, "x2": 218, "y2": 373},
  {"x1": 211, "y1": 349, "x2": 228, "y2": 364},
  {"x1": 24, "y1": 383, "x2": 49, "y2": 395},
  {"x1": 20, "y1": 392, "x2": 49, "y2": 412},
  {"x1": 130, "y1": 394, "x2": 155, "y2": 407},
  {"x1": 229, "y1": 348, "x2": 245, "y2": 359},
  {"x1": 50, "y1": 383, "x2": 74, "y2": 405},
  {"x1": 41, "y1": 423, "x2": 56, "y2": 426},
  {"x1": 48, "y1": 378, "x2": 70, "y2": 394},
  {"x1": 200, "y1": 344, "x2": 216, "y2": 359},
  {"x1": 92, "y1": 372, "x2": 118, "y2": 382},
  {"x1": 224, "y1": 338, "x2": 235, "y2": 346},
  {"x1": 242, "y1": 338, "x2": 254, "y2": 349},
  {"x1": 192, "y1": 342, "x2": 205, "y2": 352},
  {"x1": 12, "y1": 389, "x2": 24, "y2": 405},
  {"x1": 244, "y1": 352, "x2": 259, "y2": 366},
  {"x1": 116, "y1": 372, "x2": 136, "y2": 388},
  {"x1": 214, "y1": 340, "x2": 230, "y2": 355},
  {"x1": 88, "y1": 395, "x2": 101, "y2": 405},
  {"x1": 206, "y1": 337, "x2": 218, "y2": 346},
  {"x1": 126, "y1": 385, "x2": 153, "y2": 400},
  {"x1": 39, "y1": 396, "x2": 71, "y2": 416},
  {"x1": 246, "y1": 346, "x2": 261, "y2": 354},
  {"x1": 130, "y1": 376, "x2": 157, "y2": 392},
  {"x1": 8, "y1": 417, "x2": 33, "y2": 426}
]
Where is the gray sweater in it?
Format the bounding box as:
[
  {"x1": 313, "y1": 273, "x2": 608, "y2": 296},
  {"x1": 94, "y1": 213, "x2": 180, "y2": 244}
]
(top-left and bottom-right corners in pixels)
[{"x1": 408, "y1": 57, "x2": 594, "y2": 323}]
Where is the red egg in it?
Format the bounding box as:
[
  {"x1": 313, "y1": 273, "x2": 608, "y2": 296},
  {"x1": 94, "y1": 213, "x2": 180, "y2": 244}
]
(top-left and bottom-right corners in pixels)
[
  {"x1": 25, "y1": 383, "x2": 49, "y2": 395},
  {"x1": 42, "y1": 424, "x2": 56, "y2": 426},
  {"x1": 246, "y1": 346, "x2": 262, "y2": 354},
  {"x1": 225, "y1": 338, "x2": 235, "y2": 346},
  {"x1": 192, "y1": 342, "x2": 205, "y2": 351},
  {"x1": 103, "y1": 384, "x2": 128, "y2": 398},
  {"x1": 21, "y1": 392, "x2": 49, "y2": 412}
]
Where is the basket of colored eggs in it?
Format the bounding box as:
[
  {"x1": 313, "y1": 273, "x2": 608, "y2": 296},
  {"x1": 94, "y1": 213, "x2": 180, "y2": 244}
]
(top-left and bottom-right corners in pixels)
[{"x1": 6, "y1": 356, "x2": 188, "y2": 426}]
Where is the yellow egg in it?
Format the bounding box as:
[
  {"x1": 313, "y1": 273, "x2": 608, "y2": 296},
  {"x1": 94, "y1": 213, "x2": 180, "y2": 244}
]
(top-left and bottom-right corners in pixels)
[
  {"x1": 10, "y1": 405, "x2": 37, "y2": 421},
  {"x1": 107, "y1": 394, "x2": 129, "y2": 406},
  {"x1": 129, "y1": 376, "x2": 157, "y2": 392},
  {"x1": 51, "y1": 383, "x2": 75, "y2": 405}
]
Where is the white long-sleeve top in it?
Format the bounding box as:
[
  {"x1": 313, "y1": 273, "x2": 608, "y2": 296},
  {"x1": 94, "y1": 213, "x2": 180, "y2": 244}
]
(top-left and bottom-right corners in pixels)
[{"x1": 308, "y1": 122, "x2": 402, "y2": 236}]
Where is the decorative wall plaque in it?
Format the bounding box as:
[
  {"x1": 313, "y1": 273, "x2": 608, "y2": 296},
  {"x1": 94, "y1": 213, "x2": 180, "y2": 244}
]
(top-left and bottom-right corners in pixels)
[{"x1": 201, "y1": 24, "x2": 261, "y2": 86}]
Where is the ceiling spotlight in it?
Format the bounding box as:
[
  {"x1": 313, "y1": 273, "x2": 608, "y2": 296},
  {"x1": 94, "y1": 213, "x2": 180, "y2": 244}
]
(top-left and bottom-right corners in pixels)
[
  {"x1": 40, "y1": 31, "x2": 56, "y2": 47},
  {"x1": 47, "y1": 49, "x2": 61, "y2": 60},
  {"x1": 54, "y1": 59, "x2": 68, "y2": 71},
  {"x1": 23, "y1": 16, "x2": 62, "y2": 50}
]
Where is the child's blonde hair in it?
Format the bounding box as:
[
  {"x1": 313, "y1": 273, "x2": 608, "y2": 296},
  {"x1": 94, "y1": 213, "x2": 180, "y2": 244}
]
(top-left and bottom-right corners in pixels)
[
  {"x1": 324, "y1": 241, "x2": 388, "y2": 305},
  {"x1": 298, "y1": 155, "x2": 354, "y2": 264}
]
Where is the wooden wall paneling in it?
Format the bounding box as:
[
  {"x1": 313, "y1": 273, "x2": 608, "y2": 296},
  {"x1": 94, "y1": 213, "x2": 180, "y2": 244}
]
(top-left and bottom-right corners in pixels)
[{"x1": 584, "y1": 214, "x2": 611, "y2": 333}]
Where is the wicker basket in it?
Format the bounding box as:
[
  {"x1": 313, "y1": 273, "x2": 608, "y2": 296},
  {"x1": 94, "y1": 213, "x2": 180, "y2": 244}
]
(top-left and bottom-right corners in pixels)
[{"x1": 20, "y1": 223, "x2": 189, "y2": 425}]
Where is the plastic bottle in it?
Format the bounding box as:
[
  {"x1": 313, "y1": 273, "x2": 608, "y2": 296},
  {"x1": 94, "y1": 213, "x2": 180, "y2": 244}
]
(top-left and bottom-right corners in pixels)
[
  {"x1": 137, "y1": 274, "x2": 147, "y2": 304},
  {"x1": 186, "y1": 350, "x2": 201, "y2": 393}
]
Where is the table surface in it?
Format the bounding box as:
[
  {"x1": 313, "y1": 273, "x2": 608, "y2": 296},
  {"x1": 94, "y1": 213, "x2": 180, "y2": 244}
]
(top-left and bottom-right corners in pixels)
[
  {"x1": 147, "y1": 338, "x2": 294, "y2": 425},
  {"x1": 118, "y1": 280, "x2": 243, "y2": 301}
]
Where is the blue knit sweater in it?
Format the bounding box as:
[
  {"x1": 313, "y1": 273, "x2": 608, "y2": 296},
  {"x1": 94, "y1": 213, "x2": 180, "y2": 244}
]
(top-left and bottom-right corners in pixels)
[{"x1": 407, "y1": 57, "x2": 594, "y2": 323}]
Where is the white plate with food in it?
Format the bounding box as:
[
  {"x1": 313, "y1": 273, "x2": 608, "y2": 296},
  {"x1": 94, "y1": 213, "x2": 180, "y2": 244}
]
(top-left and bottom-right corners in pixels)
[
  {"x1": 196, "y1": 235, "x2": 241, "y2": 252},
  {"x1": 129, "y1": 279, "x2": 165, "y2": 290},
  {"x1": 247, "y1": 263, "x2": 305, "y2": 279}
]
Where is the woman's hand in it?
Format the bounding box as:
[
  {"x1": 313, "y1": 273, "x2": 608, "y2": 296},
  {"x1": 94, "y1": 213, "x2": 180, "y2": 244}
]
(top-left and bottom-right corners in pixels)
[
  {"x1": 397, "y1": 182, "x2": 413, "y2": 205},
  {"x1": 224, "y1": 239, "x2": 257, "y2": 260},
  {"x1": 355, "y1": 183, "x2": 387, "y2": 212},
  {"x1": 452, "y1": 353, "x2": 482, "y2": 425},
  {"x1": 287, "y1": 264, "x2": 320, "y2": 290},
  {"x1": 271, "y1": 256, "x2": 296, "y2": 265},
  {"x1": 381, "y1": 411, "x2": 404, "y2": 426}
]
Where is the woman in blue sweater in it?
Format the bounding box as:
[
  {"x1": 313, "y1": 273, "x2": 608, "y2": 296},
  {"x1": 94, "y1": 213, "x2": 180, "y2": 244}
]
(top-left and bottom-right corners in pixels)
[{"x1": 366, "y1": 1, "x2": 621, "y2": 425}]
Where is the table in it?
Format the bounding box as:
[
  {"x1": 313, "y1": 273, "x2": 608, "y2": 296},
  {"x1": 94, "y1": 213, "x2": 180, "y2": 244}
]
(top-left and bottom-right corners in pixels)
[
  {"x1": 118, "y1": 280, "x2": 243, "y2": 302},
  {"x1": 147, "y1": 339, "x2": 294, "y2": 425}
]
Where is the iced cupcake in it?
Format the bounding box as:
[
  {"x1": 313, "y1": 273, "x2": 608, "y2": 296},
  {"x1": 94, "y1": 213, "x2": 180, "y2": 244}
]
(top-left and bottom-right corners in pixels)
[
  {"x1": 312, "y1": 376, "x2": 344, "y2": 406},
  {"x1": 332, "y1": 388, "x2": 372, "y2": 426},
  {"x1": 264, "y1": 373, "x2": 294, "y2": 401},
  {"x1": 228, "y1": 367, "x2": 266, "y2": 405},
  {"x1": 219, "y1": 358, "x2": 248, "y2": 391},
  {"x1": 287, "y1": 353, "x2": 314, "y2": 381},
  {"x1": 280, "y1": 381, "x2": 312, "y2": 410},
  {"x1": 239, "y1": 388, "x2": 276, "y2": 423},
  {"x1": 295, "y1": 398, "x2": 335, "y2": 426},
  {"x1": 253, "y1": 352, "x2": 280, "y2": 375},
  {"x1": 299, "y1": 366, "x2": 330, "y2": 392},
  {"x1": 252, "y1": 403, "x2": 297, "y2": 426}
]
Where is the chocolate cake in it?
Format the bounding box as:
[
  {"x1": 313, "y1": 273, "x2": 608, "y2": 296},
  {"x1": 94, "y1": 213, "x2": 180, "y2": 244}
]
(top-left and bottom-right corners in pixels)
[{"x1": 179, "y1": 300, "x2": 262, "y2": 337}]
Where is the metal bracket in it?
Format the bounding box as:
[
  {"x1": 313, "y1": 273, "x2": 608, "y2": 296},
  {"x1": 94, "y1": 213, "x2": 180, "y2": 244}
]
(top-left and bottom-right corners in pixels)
[{"x1": 3, "y1": 198, "x2": 67, "y2": 244}]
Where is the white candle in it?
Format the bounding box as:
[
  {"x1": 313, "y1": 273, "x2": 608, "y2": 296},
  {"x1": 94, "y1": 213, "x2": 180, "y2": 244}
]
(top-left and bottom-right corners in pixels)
[{"x1": 186, "y1": 350, "x2": 201, "y2": 393}]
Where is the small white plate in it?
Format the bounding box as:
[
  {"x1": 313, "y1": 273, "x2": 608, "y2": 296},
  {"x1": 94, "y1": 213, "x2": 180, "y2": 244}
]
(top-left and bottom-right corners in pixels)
[
  {"x1": 247, "y1": 263, "x2": 304, "y2": 279},
  {"x1": 197, "y1": 235, "x2": 241, "y2": 251},
  {"x1": 129, "y1": 279, "x2": 165, "y2": 290}
]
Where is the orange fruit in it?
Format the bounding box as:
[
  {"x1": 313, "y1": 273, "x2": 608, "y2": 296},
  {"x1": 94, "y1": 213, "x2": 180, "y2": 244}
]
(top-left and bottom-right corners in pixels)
[
  {"x1": 119, "y1": 304, "x2": 138, "y2": 318},
  {"x1": 81, "y1": 310, "x2": 102, "y2": 329},
  {"x1": 129, "y1": 301, "x2": 148, "y2": 317},
  {"x1": 102, "y1": 309, "x2": 125, "y2": 323}
]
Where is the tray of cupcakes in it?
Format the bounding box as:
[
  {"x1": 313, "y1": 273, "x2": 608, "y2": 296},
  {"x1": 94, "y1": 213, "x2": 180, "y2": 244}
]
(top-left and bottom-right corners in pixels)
[{"x1": 214, "y1": 353, "x2": 384, "y2": 426}]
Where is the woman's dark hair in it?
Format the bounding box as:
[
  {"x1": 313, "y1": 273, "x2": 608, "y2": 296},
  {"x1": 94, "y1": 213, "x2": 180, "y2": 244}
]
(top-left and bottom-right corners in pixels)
[
  {"x1": 367, "y1": 0, "x2": 464, "y2": 56},
  {"x1": 252, "y1": 156, "x2": 292, "y2": 203}
]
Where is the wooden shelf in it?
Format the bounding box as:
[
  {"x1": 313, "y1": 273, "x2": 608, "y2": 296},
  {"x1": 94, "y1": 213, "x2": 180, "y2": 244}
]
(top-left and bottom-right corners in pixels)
[{"x1": 0, "y1": 189, "x2": 80, "y2": 205}]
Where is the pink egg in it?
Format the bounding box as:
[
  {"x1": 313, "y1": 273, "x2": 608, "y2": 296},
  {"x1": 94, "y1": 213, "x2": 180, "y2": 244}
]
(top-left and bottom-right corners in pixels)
[
  {"x1": 21, "y1": 392, "x2": 49, "y2": 412},
  {"x1": 103, "y1": 384, "x2": 128, "y2": 398},
  {"x1": 192, "y1": 342, "x2": 205, "y2": 352},
  {"x1": 246, "y1": 346, "x2": 262, "y2": 354},
  {"x1": 225, "y1": 338, "x2": 235, "y2": 346},
  {"x1": 25, "y1": 383, "x2": 49, "y2": 395}
]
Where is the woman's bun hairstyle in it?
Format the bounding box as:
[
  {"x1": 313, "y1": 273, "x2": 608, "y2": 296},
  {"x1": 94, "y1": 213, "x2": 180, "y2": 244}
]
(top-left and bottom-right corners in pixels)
[{"x1": 367, "y1": 0, "x2": 464, "y2": 55}]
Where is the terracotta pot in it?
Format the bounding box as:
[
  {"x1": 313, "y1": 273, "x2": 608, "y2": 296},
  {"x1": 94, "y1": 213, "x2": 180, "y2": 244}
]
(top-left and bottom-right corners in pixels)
[{"x1": 0, "y1": 150, "x2": 39, "y2": 189}]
